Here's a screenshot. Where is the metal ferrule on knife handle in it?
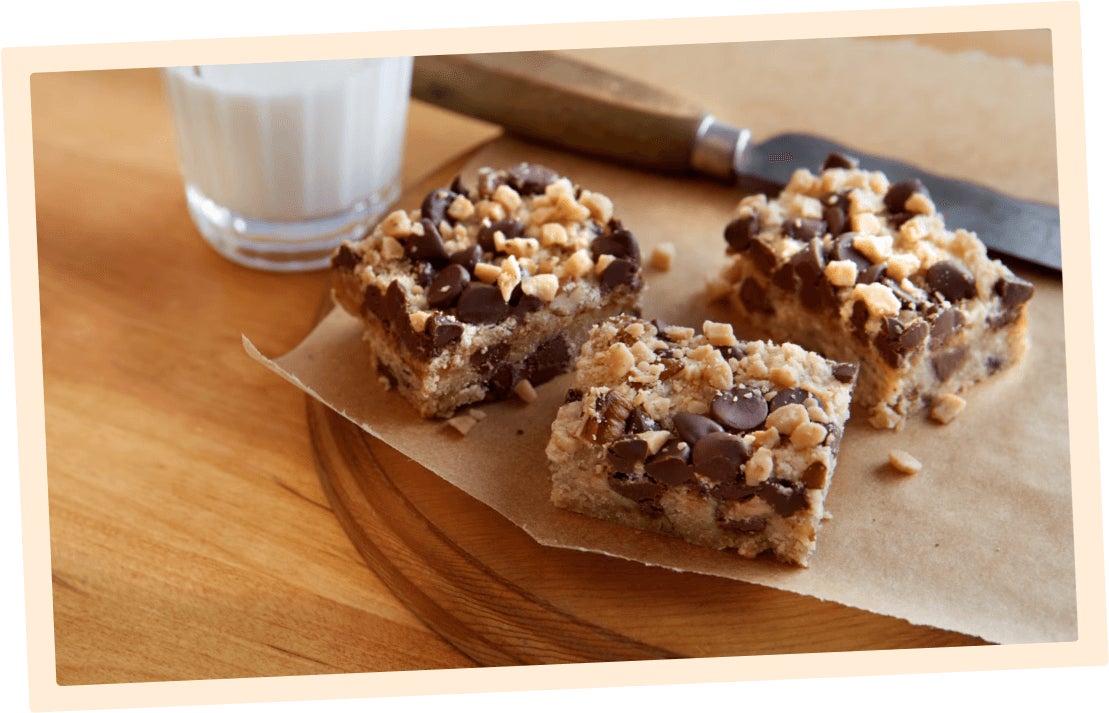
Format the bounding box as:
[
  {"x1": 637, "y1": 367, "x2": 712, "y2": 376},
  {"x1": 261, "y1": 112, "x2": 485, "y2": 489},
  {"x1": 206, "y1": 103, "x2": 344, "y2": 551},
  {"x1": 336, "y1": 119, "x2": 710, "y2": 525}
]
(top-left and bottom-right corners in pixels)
[{"x1": 411, "y1": 52, "x2": 747, "y2": 180}]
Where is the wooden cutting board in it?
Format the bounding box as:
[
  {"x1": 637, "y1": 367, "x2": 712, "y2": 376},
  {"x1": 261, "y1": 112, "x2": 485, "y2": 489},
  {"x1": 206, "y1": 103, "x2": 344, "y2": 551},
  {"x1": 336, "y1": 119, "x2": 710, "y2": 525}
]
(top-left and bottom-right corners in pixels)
[{"x1": 305, "y1": 161, "x2": 985, "y2": 665}]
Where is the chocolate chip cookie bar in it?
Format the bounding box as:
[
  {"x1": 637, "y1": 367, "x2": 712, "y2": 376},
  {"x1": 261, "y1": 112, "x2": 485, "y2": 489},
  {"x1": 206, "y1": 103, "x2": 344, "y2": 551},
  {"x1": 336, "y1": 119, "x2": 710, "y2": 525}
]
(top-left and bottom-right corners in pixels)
[
  {"x1": 546, "y1": 315, "x2": 857, "y2": 566},
  {"x1": 331, "y1": 163, "x2": 644, "y2": 418},
  {"x1": 713, "y1": 153, "x2": 1034, "y2": 430}
]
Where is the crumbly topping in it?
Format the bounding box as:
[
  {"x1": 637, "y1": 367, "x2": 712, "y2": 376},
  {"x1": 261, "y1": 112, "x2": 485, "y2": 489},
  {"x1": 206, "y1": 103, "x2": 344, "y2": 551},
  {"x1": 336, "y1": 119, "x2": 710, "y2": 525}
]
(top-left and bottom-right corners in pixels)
[
  {"x1": 562, "y1": 315, "x2": 857, "y2": 513},
  {"x1": 331, "y1": 163, "x2": 644, "y2": 359},
  {"x1": 719, "y1": 152, "x2": 1035, "y2": 374}
]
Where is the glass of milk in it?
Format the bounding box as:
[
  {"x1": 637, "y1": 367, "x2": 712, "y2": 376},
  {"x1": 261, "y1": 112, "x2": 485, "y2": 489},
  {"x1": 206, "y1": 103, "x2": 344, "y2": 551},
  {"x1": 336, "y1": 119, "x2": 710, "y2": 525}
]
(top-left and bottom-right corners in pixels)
[{"x1": 161, "y1": 57, "x2": 413, "y2": 272}]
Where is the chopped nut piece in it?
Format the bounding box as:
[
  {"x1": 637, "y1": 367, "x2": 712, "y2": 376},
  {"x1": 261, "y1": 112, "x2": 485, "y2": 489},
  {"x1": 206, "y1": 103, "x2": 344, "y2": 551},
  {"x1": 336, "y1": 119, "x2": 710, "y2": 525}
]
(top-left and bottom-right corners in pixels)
[
  {"x1": 607, "y1": 342, "x2": 636, "y2": 378},
  {"x1": 929, "y1": 393, "x2": 967, "y2": 424},
  {"x1": 889, "y1": 448, "x2": 923, "y2": 475},
  {"x1": 380, "y1": 209, "x2": 413, "y2": 237},
  {"x1": 594, "y1": 253, "x2": 616, "y2": 275},
  {"x1": 886, "y1": 253, "x2": 922, "y2": 281},
  {"x1": 381, "y1": 236, "x2": 405, "y2": 260},
  {"x1": 825, "y1": 259, "x2": 858, "y2": 287},
  {"x1": 448, "y1": 195, "x2": 475, "y2": 221},
  {"x1": 492, "y1": 184, "x2": 522, "y2": 212},
  {"x1": 852, "y1": 212, "x2": 882, "y2": 234},
  {"x1": 497, "y1": 255, "x2": 522, "y2": 301},
  {"x1": 703, "y1": 320, "x2": 738, "y2": 347},
  {"x1": 638, "y1": 429, "x2": 671, "y2": 455},
  {"x1": 745, "y1": 447, "x2": 774, "y2": 485},
  {"x1": 791, "y1": 422, "x2": 828, "y2": 449},
  {"x1": 765, "y1": 403, "x2": 809, "y2": 435},
  {"x1": 521, "y1": 274, "x2": 559, "y2": 302},
  {"x1": 408, "y1": 310, "x2": 431, "y2": 333},
  {"x1": 473, "y1": 262, "x2": 502, "y2": 284},
  {"x1": 854, "y1": 233, "x2": 894, "y2": 263},
  {"x1": 579, "y1": 190, "x2": 614, "y2": 223},
  {"x1": 905, "y1": 192, "x2": 936, "y2": 216},
  {"x1": 562, "y1": 249, "x2": 593, "y2": 278},
  {"x1": 851, "y1": 283, "x2": 900, "y2": 317},
  {"x1": 514, "y1": 378, "x2": 538, "y2": 404},
  {"x1": 650, "y1": 242, "x2": 676, "y2": 271},
  {"x1": 504, "y1": 237, "x2": 541, "y2": 258},
  {"x1": 540, "y1": 223, "x2": 569, "y2": 247},
  {"x1": 469, "y1": 408, "x2": 487, "y2": 421},
  {"x1": 769, "y1": 365, "x2": 800, "y2": 388}
]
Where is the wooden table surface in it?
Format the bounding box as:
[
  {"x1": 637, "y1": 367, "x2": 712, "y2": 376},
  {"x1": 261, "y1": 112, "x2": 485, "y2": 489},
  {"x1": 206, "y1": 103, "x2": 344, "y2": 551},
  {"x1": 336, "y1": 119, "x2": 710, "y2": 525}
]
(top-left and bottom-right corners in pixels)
[{"x1": 36, "y1": 33, "x2": 1050, "y2": 684}]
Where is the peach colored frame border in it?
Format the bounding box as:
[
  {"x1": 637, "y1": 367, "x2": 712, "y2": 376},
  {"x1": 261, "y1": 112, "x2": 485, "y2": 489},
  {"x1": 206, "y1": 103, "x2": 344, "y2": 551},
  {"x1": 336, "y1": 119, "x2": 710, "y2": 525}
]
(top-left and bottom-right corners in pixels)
[{"x1": 4, "y1": 2, "x2": 1103, "y2": 710}]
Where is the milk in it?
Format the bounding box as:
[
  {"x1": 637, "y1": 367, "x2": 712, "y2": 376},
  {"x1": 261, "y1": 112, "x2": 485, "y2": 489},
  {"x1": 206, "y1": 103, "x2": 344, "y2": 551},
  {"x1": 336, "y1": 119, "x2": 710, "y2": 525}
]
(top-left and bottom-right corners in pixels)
[{"x1": 162, "y1": 58, "x2": 412, "y2": 270}]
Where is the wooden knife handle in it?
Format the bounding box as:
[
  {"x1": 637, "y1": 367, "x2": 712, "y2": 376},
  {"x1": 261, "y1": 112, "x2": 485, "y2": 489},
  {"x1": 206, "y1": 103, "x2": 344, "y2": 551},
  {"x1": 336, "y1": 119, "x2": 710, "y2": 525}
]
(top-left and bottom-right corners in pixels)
[{"x1": 411, "y1": 51, "x2": 719, "y2": 175}]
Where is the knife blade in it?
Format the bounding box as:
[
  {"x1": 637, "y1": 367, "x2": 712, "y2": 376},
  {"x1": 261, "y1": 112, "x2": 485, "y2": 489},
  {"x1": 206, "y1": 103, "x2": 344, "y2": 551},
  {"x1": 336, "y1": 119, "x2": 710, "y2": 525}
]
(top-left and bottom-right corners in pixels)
[{"x1": 411, "y1": 51, "x2": 1061, "y2": 272}]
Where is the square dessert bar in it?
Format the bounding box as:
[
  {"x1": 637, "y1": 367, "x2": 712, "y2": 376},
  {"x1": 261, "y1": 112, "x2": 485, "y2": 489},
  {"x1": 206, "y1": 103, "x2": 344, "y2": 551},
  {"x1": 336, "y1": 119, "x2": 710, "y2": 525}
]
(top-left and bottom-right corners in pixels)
[
  {"x1": 546, "y1": 315, "x2": 857, "y2": 566},
  {"x1": 331, "y1": 163, "x2": 644, "y2": 418},
  {"x1": 713, "y1": 153, "x2": 1034, "y2": 429}
]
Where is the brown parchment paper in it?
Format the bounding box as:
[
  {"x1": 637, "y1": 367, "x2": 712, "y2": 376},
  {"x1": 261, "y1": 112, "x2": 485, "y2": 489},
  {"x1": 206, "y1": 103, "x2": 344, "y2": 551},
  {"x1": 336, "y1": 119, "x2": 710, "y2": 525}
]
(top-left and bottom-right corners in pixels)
[{"x1": 246, "y1": 37, "x2": 1075, "y2": 645}]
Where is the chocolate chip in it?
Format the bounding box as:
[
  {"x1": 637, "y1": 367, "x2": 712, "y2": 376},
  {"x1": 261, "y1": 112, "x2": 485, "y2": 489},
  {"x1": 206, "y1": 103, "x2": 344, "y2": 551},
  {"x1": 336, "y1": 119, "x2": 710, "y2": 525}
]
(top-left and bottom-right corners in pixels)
[
  {"x1": 672, "y1": 412, "x2": 724, "y2": 445},
  {"x1": 691, "y1": 431, "x2": 751, "y2": 483},
  {"x1": 449, "y1": 245, "x2": 482, "y2": 273},
  {"x1": 406, "y1": 219, "x2": 450, "y2": 265},
  {"x1": 986, "y1": 356, "x2": 1003, "y2": 374},
  {"x1": 889, "y1": 211, "x2": 915, "y2": 229},
  {"x1": 522, "y1": 334, "x2": 572, "y2": 385},
  {"x1": 718, "y1": 516, "x2": 768, "y2": 534},
  {"x1": 511, "y1": 294, "x2": 545, "y2": 321},
  {"x1": 712, "y1": 481, "x2": 759, "y2": 502},
  {"x1": 625, "y1": 408, "x2": 659, "y2": 434},
  {"x1": 769, "y1": 387, "x2": 811, "y2": 412},
  {"x1": 477, "y1": 170, "x2": 506, "y2": 197},
  {"x1": 832, "y1": 362, "x2": 859, "y2": 383},
  {"x1": 608, "y1": 437, "x2": 649, "y2": 471},
  {"x1": 600, "y1": 258, "x2": 639, "y2": 291},
  {"x1": 645, "y1": 441, "x2": 695, "y2": 486},
  {"x1": 994, "y1": 275, "x2": 1035, "y2": 308},
  {"x1": 711, "y1": 387, "x2": 768, "y2": 431},
  {"x1": 875, "y1": 317, "x2": 928, "y2": 367},
  {"x1": 449, "y1": 175, "x2": 469, "y2": 198},
  {"x1": 421, "y1": 188, "x2": 458, "y2": 226},
  {"x1": 658, "y1": 356, "x2": 685, "y2": 380},
  {"x1": 507, "y1": 163, "x2": 559, "y2": 195},
  {"x1": 930, "y1": 308, "x2": 965, "y2": 346},
  {"x1": 716, "y1": 344, "x2": 744, "y2": 361},
  {"x1": 772, "y1": 260, "x2": 797, "y2": 292},
  {"x1": 822, "y1": 152, "x2": 859, "y2": 170},
  {"x1": 932, "y1": 346, "x2": 968, "y2": 382},
  {"x1": 478, "y1": 219, "x2": 524, "y2": 252},
  {"x1": 926, "y1": 260, "x2": 977, "y2": 301},
  {"x1": 457, "y1": 283, "x2": 509, "y2": 324},
  {"x1": 427, "y1": 263, "x2": 470, "y2": 309},
  {"x1": 591, "y1": 228, "x2": 641, "y2": 264},
  {"x1": 801, "y1": 462, "x2": 827, "y2": 489},
  {"x1": 724, "y1": 214, "x2": 760, "y2": 253},
  {"x1": 332, "y1": 243, "x2": 359, "y2": 270},
  {"x1": 413, "y1": 261, "x2": 436, "y2": 287},
  {"x1": 384, "y1": 281, "x2": 409, "y2": 330},
  {"x1": 470, "y1": 341, "x2": 509, "y2": 377},
  {"x1": 760, "y1": 479, "x2": 809, "y2": 516},
  {"x1": 850, "y1": 300, "x2": 870, "y2": 342},
  {"x1": 783, "y1": 217, "x2": 827, "y2": 242},
  {"x1": 830, "y1": 233, "x2": 874, "y2": 271},
  {"x1": 856, "y1": 262, "x2": 886, "y2": 284},
  {"x1": 884, "y1": 179, "x2": 929, "y2": 213},
  {"x1": 565, "y1": 388, "x2": 583, "y2": 403},
  {"x1": 426, "y1": 316, "x2": 464, "y2": 349},
  {"x1": 748, "y1": 239, "x2": 779, "y2": 273},
  {"x1": 822, "y1": 203, "x2": 849, "y2": 237},
  {"x1": 487, "y1": 362, "x2": 519, "y2": 399},
  {"x1": 607, "y1": 471, "x2": 663, "y2": 503},
  {"x1": 739, "y1": 278, "x2": 775, "y2": 314},
  {"x1": 362, "y1": 283, "x2": 386, "y2": 321}
]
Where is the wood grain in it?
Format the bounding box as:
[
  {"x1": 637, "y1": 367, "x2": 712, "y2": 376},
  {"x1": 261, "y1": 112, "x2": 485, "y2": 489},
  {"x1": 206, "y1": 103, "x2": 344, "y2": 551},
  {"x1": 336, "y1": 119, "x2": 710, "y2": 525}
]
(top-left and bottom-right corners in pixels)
[{"x1": 37, "y1": 32, "x2": 1039, "y2": 684}]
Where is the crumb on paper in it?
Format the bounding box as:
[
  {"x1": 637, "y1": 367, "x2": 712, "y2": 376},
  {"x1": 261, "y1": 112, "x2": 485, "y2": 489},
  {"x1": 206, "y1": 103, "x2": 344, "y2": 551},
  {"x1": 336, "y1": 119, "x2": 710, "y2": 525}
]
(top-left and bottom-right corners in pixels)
[
  {"x1": 929, "y1": 393, "x2": 966, "y2": 424},
  {"x1": 649, "y1": 242, "x2": 675, "y2": 271},
  {"x1": 447, "y1": 414, "x2": 479, "y2": 436},
  {"x1": 889, "y1": 448, "x2": 923, "y2": 475},
  {"x1": 469, "y1": 409, "x2": 487, "y2": 421}
]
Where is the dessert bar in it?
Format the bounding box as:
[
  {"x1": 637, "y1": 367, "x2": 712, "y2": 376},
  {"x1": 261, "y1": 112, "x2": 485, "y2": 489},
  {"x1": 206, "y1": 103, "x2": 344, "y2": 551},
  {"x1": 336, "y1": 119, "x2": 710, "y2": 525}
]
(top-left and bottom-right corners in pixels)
[
  {"x1": 713, "y1": 153, "x2": 1034, "y2": 429},
  {"x1": 546, "y1": 315, "x2": 857, "y2": 566},
  {"x1": 331, "y1": 163, "x2": 644, "y2": 418}
]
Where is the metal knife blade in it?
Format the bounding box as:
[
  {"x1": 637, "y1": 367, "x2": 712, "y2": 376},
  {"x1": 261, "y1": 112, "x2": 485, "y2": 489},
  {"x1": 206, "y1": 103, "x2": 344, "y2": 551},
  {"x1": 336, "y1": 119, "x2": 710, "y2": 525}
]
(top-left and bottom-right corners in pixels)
[{"x1": 412, "y1": 52, "x2": 1061, "y2": 272}]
